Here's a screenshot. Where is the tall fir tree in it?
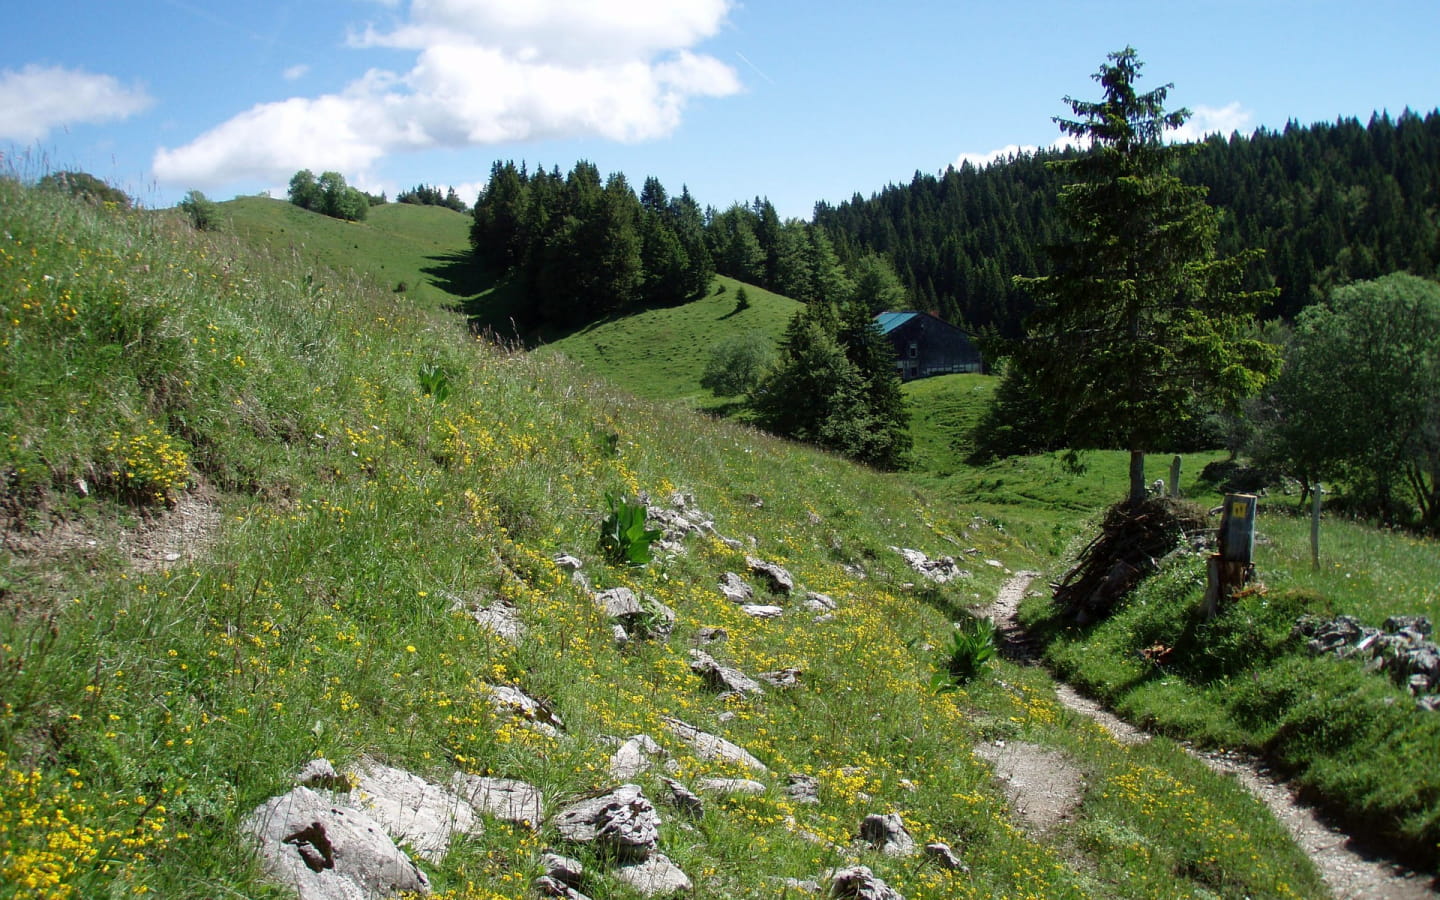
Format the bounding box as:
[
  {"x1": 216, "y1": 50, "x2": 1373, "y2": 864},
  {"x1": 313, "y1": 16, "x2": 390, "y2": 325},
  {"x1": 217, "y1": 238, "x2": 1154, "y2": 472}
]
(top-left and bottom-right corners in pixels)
[{"x1": 1010, "y1": 47, "x2": 1278, "y2": 502}]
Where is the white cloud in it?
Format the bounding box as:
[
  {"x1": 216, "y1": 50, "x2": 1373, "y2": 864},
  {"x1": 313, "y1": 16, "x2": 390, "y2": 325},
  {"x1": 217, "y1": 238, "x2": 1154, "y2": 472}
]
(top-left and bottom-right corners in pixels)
[
  {"x1": 954, "y1": 143, "x2": 1041, "y2": 170},
  {"x1": 155, "y1": 0, "x2": 739, "y2": 188},
  {"x1": 282, "y1": 64, "x2": 310, "y2": 81},
  {"x1": 0, "y1": 64, "x2": 152, "y2": 142},
  {"x1": 952, "y1": 101, "x2": 1253, "y2": 172},
  {"x1": 1171, "y1": 102, "x2": 1253, "y2": 143}
]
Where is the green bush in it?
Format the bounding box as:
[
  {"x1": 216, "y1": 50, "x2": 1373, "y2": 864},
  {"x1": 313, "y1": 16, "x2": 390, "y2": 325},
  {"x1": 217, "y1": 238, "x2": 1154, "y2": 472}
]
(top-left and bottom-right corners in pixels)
[
  {"x1": 933, "y1": 615, "x2": 996, "y2": 691},
  {"x1": 418, "y1": 363, "x2": 452, "y2": 402},
  {"x1": 179, "y1": 190, "x2": 219, "y2": 231},
  {"x1": 598, "y1": 493, "x2": 661, "y2": 567}
]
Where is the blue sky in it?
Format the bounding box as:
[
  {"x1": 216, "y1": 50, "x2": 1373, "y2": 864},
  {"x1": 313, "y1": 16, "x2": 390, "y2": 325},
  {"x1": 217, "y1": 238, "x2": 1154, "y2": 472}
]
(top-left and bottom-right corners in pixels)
[{"x1": 3, "y1": 1, "x2": 1438, "y2": 220}]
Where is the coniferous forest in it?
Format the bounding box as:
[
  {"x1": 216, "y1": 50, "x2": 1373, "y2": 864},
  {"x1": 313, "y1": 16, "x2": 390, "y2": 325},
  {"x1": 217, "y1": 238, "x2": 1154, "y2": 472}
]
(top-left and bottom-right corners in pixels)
[
  {"x1": 470, "y1": 111, "x2": 1439, "y2": 342},
  {"x1": 814, "y1": 110, "x2": 1440, "y2": 336}
]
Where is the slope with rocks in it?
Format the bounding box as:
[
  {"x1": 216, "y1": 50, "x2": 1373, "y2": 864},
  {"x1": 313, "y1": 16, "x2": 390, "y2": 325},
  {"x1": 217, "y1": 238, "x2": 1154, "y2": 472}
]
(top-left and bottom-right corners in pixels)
[{"x1": 1, "y1": 179, "x2": 1327, "y2": 899}]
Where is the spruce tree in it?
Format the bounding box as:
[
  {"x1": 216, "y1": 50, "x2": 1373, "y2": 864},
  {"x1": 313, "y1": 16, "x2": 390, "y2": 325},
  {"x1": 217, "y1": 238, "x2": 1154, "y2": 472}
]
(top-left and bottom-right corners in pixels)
[{"x1": 1011, "y1": 47, "x2": 1278, "y2": 503}]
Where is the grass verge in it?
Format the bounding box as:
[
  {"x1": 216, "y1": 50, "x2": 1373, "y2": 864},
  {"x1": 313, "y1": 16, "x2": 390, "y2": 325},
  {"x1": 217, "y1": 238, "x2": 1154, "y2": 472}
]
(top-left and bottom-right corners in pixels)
[{"x1": 1, "y1": 178, "x2": 1328, "y2": 898}]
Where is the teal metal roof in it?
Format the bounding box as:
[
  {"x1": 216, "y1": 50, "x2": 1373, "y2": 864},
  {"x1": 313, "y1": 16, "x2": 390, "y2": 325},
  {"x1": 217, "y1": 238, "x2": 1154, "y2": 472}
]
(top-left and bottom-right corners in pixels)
[{"x1": 875, "y1": 311, "x2": 919, "y2": 334}]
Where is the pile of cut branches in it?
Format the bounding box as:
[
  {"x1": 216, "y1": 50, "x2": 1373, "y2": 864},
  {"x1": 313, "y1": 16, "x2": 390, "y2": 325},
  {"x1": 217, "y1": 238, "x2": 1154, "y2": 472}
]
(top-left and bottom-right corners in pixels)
[{"x1": 1054, "y1": 498, "x2": 1209, "y2": 621}]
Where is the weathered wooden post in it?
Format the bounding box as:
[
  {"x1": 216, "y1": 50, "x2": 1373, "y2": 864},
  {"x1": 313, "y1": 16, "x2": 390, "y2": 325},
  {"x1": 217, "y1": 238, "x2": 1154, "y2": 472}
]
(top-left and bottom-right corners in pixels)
[{"x1": 1203, "y1": 493, "x2": 1256, "y2": 618}]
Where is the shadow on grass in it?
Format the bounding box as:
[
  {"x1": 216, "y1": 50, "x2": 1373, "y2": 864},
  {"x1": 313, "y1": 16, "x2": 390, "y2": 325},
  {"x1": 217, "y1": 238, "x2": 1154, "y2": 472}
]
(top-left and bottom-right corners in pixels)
[{"x1": 424, "y1": 253, "x2": 720, "y2": 351}]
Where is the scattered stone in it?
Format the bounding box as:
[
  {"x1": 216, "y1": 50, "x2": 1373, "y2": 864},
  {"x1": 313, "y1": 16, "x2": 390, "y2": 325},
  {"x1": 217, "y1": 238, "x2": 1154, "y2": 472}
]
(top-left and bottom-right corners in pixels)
[
  {"x1": 785, "y1": 773, "x2": 821, "y2": 805},
  {"x1": 660, "y1": 777, "x2": 705, "y2": 818},
  {"x1": 662, "y1": 717, "x2": 768, "y2": 773},
  {"x1": 894, "y1": 548, "x2": 969, "y2": 584},
  {"x1": 923, "y1": 842, "x2": 968, "y2": 871},
  {"x1": 813, "y1": 613, "x2": 836, "y2": 625},
  {"x1": 450, "y1": 774, "x2": 544, "y2": 829},
  {"x1": 609, "y1": 734, "x2": 669, "y2": 781},
  {"x1": 695, "y1": 777, "x2": 766, "y2": 795},
  {"x1": 741, "y1": 604, "x2": 785, "y2": 619},
  {"x1": 779, "y1": 878, "x2": 822, "y2": 894},
  {"x1": 688, "y1": 649, "x2": 765, "y2": 696},
  {"x1": 746, "y1": 556, "x2": 795, "y2": 594},
  {"x1": 467, "y1": 599, "x2": 526, "y2": 644},
  {"x1": 614, "y1": 852, "x2": 693, "y2": 897},
  {"x1": 596, "y1": 587, "x2": 676, "y2": 642},
  {"x1": 553, "y1": 554, "x2": 584, "y2": 572},
  {"x1": 484, "y1": 683, "x2": 563, "y2": 733},
  {"x1": 859, "y1": 812, "x2": 915, "y2": 857},
  {"x1": 804, "y1": 591, "x2": 838, "y2": 611},
  {"x1": 829, "y1": 865, "x2": 904, "y2": 900},
  {"x1": 718, "y1": 572, "x2": 754, "y2": 604},
  {"x1": 1384, "y1": 615, "x2": 1432, "y2": 636},
  {"x1": 345, "y1": 759, "x2": 481, "y2": 863},
  {"x1": 243, "y1": 786, "x2": 431, "y2": 900},
  {"x1": 541, "y1": 852, "x2": 587, "y2": 887},
  {"x1": 534, "y1": 875, "x2": 592, "y2": 900},
  {"x1": 758, "y1": 667, "x2": 804, "y2": 688},
  {"x1": 551, "y1": 785, "x2": 660, "y2": 861},
  {"x1": 1296, "y1": 613, "x2": 1440, "y2": 707},
  {"x1": 295, "y1": 758, "x2": 349, "y2": 791},
  {"x1": 691, "y1": 626, "x2": 728, "y2": 646},
  {"x1": 596, "y1": 586, "x2": 644, "y2": 618}
]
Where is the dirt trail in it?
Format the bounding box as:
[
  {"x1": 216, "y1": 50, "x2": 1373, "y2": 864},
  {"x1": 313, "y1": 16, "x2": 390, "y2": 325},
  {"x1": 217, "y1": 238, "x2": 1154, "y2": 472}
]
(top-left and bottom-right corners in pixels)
[{"x1": 987, "y1": 572, "x2": 1436, "y2": 900}]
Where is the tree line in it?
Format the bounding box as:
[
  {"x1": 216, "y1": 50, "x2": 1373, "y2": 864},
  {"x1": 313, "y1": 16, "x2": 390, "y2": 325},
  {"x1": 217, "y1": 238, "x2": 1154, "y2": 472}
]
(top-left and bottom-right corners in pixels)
[
  {"x1": 468, "y1": 161, "x2": 916, "y2": 330},
  {"x1": 396, "y1": 183, "x2": 469, "y2": 213},
  {"x1": 469, "y1": 161, "x2": 714, "y2": 328},
  {"x1": 815, "y1": 109, "x2": 1440, "y2": 337}
]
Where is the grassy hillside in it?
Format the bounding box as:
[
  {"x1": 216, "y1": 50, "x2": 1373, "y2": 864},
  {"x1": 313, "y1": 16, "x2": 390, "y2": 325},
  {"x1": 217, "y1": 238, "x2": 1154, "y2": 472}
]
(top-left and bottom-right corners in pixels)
[
  {"x1": 222, "y1": 196, "x2": 474, "y2": 314},
  {"x1": 903, "y1": 373, "x2": 995, "y2": 474},
  {"x1": 534, "y1": 278, "x2": 802, "y2": 406},
  {"x1": 0, "y1": 179, "x2": 1335, "y2": 898}
]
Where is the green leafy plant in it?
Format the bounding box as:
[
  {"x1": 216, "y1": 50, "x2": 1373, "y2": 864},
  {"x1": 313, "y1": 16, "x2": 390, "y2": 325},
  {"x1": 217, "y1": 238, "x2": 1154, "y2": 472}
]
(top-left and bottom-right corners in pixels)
[
  {"x1": 933, "y1": 616, "x2": 996, "y2": 691},
  {"x1": 418, "y1": 363, "x2": 452, "y2": 402},
  {"x1": 598, "y1": 493, "x2": 661, "y2": 567}
]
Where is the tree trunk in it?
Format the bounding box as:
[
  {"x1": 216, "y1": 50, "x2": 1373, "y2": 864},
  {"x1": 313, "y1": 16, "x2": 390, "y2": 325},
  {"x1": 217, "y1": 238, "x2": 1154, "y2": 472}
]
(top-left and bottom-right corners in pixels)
[{"x1": 1128, "y1": 450, "x2": 1147, "y2": 504}]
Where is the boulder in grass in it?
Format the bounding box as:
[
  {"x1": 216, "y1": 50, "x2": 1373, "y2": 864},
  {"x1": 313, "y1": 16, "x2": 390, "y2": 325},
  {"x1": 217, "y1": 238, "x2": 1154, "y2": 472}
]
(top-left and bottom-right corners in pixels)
[
  {"x1": 828, "y1": 865, "x2": 904, "y2": 900},
  {"x1": 243, "y1": 786, "x2": 430, "y2": 900},
  {"x1": 551, "y1": 784, "x2": 660, "y2": 861},
  {"x1": 746, "y1": 556, "x2": 795, "y2": 594},
  {"x1": 614, "y1": 852, "x2": 693, "y2": 897}
]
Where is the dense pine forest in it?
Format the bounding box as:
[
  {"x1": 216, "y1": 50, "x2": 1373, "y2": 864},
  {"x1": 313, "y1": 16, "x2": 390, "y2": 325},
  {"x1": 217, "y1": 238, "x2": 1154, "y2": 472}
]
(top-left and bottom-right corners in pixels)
[
  {"x1": 469, "y1": 111, "x2": 1440, "y2": 340},
  {"x1": 815, "y1": 109, "x2": 1440, "y2": 335}
]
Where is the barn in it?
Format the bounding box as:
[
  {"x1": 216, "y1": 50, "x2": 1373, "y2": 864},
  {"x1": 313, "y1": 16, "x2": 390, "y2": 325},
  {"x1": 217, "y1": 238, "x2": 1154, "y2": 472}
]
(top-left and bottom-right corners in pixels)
[{"x1": 874, "y1": 311, "x2": 982, "y2": 380}]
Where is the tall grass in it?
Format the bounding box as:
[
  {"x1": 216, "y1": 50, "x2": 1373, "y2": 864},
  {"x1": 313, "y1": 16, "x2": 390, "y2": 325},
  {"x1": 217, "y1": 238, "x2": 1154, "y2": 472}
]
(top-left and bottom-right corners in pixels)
[{"x1": 0, "y1": 178, "x2": 1327, "y2": 898}]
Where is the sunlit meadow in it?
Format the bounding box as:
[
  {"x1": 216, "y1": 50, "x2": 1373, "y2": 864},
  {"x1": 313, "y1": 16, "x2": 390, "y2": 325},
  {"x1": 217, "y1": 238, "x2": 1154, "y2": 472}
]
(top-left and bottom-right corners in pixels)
[{"x1": 0, "y1": 177, "x2": 1327, "y2": 898}]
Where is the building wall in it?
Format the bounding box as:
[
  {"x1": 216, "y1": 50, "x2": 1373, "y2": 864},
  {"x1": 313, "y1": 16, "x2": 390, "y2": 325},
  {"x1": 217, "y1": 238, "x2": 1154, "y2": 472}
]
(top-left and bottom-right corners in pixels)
[{"x1": 885, "y1": 314, "x2": 982, "y2": 380}]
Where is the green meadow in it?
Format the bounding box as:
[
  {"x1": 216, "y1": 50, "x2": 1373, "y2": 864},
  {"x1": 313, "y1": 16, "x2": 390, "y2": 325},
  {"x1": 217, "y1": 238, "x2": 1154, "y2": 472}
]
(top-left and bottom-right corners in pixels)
[{"x1": 2, "y1": 181, "x2": 1435, "y2": 899}]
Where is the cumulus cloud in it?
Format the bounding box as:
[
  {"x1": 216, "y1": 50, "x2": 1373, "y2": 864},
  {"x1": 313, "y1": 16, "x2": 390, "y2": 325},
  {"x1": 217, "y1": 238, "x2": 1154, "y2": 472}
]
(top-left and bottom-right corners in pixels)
[
  {"x1": 154, "y1": 0, "x2": 739, "y2": 188},
  {"x1": 1170, "y1": 102, "x2": 1253, "y2": 143},
  {"x1": 954, "y1": 143, "x2": 1042, "y2": 170},
  {"x1": 282, "y1": 64, "x2": 310, "y2": 81},
  {"x1": 953, "y1": 102, "x2": 1253, "y2": 172},
  {"x1": 0, "y1": 64, "x2": 152, "y2": 142}
]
